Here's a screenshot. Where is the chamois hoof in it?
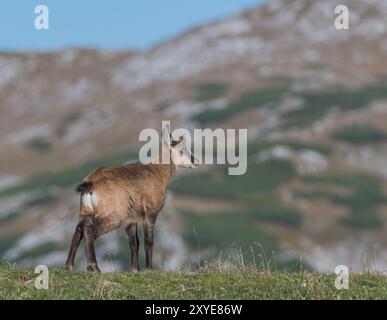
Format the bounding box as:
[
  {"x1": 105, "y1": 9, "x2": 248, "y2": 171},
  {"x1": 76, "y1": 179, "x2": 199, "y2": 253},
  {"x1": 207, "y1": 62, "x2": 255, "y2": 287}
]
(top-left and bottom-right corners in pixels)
[
  {"x1": 65, "y1": 264, "x2": 74, "y2": 272},
  {"x1": 87, "y1": 265, "x2": 101, "y2": 272}
]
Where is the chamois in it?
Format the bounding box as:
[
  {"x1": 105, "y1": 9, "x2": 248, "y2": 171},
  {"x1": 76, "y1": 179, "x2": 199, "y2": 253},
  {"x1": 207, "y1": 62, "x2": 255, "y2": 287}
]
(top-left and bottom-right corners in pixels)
[{"x1": 65, "y1": 126, "x2": 197, "y2": 272}]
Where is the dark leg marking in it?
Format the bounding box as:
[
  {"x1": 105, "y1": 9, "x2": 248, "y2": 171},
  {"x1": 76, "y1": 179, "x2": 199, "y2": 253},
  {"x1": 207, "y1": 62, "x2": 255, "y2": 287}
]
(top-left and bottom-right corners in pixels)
[
  {"x1": 65, "y1": 223, "x2": 83, "y2": 271},
  {"x1": 82, "y1": 217, "x2": 101, "y2": 272},
  {"x1": 143, "y1": 214, "x2": 157, "y2": 271},
  {"x1": 126, "y1": 223, "x2": 139, "y2": 272}
]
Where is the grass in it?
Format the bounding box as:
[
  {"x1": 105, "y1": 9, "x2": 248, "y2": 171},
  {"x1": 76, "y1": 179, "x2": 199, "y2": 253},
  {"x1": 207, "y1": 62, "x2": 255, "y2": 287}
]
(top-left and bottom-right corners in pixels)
[
  {"x1": 332, "y1": 124, "x2": 387, "y2": 144},
  {"x1": 1, "y1": 263, "x2": 387, "y2": 299}
]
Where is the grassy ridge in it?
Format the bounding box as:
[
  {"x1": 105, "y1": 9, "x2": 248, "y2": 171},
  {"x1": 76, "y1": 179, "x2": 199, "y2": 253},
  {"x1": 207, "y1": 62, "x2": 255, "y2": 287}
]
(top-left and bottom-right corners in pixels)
[{"x1": 1, "y1": 264, "x2": 387, "y2": 299}]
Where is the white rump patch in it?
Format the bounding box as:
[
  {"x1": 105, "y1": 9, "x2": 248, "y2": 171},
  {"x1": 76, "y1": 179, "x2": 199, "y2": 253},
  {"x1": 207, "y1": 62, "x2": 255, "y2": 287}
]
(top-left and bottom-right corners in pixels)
[
  {"x1": 82, "y1": 192, "x2": 98, "y2": 209},
  {"x1": 91, "y1": 192, "x2": 98, "y2": 207}
]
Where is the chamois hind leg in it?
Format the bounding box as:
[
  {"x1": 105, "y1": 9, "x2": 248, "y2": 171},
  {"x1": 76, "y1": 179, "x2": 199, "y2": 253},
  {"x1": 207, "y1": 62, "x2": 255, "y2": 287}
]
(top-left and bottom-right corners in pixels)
[
  {"x1": 143, "y1": 214, "x2": 157, "y2": 272},
  {"x1": 82, "y1": 217, "x2": 101, "y2": 272},
  {"x1": 126, "y1": 223, "x2": 139, "y2": 272},
  {"x1": 65, "y1": 223, "x2": 83, "y2": 271}
]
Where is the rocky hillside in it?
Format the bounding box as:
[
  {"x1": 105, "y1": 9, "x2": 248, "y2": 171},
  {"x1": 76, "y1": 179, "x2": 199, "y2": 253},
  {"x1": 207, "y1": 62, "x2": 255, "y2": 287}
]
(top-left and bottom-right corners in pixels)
[{"x1": 1, "y1": 0, "x2": 387, "y2": 272}]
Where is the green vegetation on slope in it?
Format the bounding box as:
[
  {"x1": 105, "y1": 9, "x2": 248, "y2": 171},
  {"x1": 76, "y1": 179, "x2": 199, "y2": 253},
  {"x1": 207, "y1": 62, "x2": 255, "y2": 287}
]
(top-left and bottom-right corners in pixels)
[
  {"x1": 182, "y1": 208, "x2": 301, "y2": 268},
  {"x1": 0, "y1": 150, "x2": 138, "y2": 198},
  {"x1": 332, "y1": 124, "x2": 387, "y2": 144},
  {"x1": 0, "y1": 150, "x2": 139, "y2": 262},
  {"x1": 26, "y1": 137, "x2": 53, "y2": 153},
  {"x1": 247, "y1": 140, "x2": 332, "y2": 156},
  {"x1": 56, "y1": 111, "x2": 84, "y2": 137},
  {"x1": 171, "y1": 160, "x2": 296, "y2": 200},
  {"x1": 172, "y1": 159, "x2": 303, "y2": 267},
  {"x1": 0, "y1": 234, "x2": 24, "y2": 258},
  {"x1": 191, "y1": 82, "x2": 228, "y2": 102},
  {"x1": 283, "y1": 83, "x2": 387, "y2": 127},
  {"x1": 192, "y1": 86, "x2": 290, "y2": 125},
  {"x1": 171, "y1": 159, "x2": 301, "y2": 225},
  {"x1": 191, "y1": 82, "x2": 387, "y2": 127},
  {"x1": 183, "y1": 211, "x2": 278, "y2": 259},
  {"x1": 1, "y1": 264, "x2": 387, "y2": 299},
  {"x1": 297, "y1": 174, "x2": 387, "y2": 228},
  {"x1": 0, "y1": 192, "x2": 57, "y2": 225}
]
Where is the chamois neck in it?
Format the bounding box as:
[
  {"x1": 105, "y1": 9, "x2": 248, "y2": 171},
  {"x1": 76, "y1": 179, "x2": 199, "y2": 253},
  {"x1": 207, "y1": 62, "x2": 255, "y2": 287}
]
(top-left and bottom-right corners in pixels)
[
  {"x1": 151, "y1": 148, "x2": 176, "y2": 184},
  {"x1": 159, "y1": 163, "x2": 176, "y2": 183}
]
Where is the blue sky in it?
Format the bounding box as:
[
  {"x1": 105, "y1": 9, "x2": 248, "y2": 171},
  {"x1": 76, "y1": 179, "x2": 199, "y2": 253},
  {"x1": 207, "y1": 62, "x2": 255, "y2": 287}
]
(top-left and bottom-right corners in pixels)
[{"x1": 1, "y1": 0, "x2": 262, "y2": 51}]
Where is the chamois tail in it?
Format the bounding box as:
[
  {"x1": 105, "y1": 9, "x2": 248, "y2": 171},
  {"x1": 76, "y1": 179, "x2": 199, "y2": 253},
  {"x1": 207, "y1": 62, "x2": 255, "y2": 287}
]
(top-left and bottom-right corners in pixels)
[{"x1": 76, "y1": 181, "x2": 93, "y2": 193}]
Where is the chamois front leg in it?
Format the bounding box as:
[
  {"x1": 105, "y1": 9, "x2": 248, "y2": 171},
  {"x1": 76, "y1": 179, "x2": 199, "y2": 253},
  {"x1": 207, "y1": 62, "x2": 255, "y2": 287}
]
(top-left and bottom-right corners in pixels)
[
  {"x1": 143, "y1": 214, "x2": 157, "y2": 272},
  {"x1": 65, "y1": 223, "x2": 83, "y2": 271},
  {"x1": 82, "y1": 217, "x2": 101, "y2": 272},
  {"x1": 126, "y1": 223, "x2": 139, "y2": 272}
]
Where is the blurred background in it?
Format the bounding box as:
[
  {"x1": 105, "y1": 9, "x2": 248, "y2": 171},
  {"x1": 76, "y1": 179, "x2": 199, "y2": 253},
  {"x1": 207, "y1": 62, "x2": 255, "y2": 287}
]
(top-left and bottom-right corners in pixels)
[{"x1": 1, "y1": 0, "x2": 387, "y2": 272}]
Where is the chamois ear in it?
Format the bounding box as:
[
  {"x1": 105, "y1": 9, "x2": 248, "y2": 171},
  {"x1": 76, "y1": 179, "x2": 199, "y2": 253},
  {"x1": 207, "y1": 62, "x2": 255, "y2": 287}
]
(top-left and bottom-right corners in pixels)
[
  {"x1": 162, "y1": 124, "x2": 171, "y2": 145},
  {"x1": 171, "y1": 135, "x2": 184, "y2": 147}
]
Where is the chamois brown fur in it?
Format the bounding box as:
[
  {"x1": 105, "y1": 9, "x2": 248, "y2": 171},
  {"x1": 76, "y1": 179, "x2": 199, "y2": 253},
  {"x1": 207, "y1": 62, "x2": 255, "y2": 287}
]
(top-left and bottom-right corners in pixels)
[
  {"x1": 80, "y1": 163, "x2": 175, "y2": 236},
  {"x1": 65, "y1": 129, "x2": 197, "y2": 272}
]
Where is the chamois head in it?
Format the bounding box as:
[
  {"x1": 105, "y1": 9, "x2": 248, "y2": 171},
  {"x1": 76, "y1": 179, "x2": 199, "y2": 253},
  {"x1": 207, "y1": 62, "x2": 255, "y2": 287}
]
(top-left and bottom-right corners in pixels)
[{"x1": 162, "y1": 125, "x2": 198, "y2": 168}]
